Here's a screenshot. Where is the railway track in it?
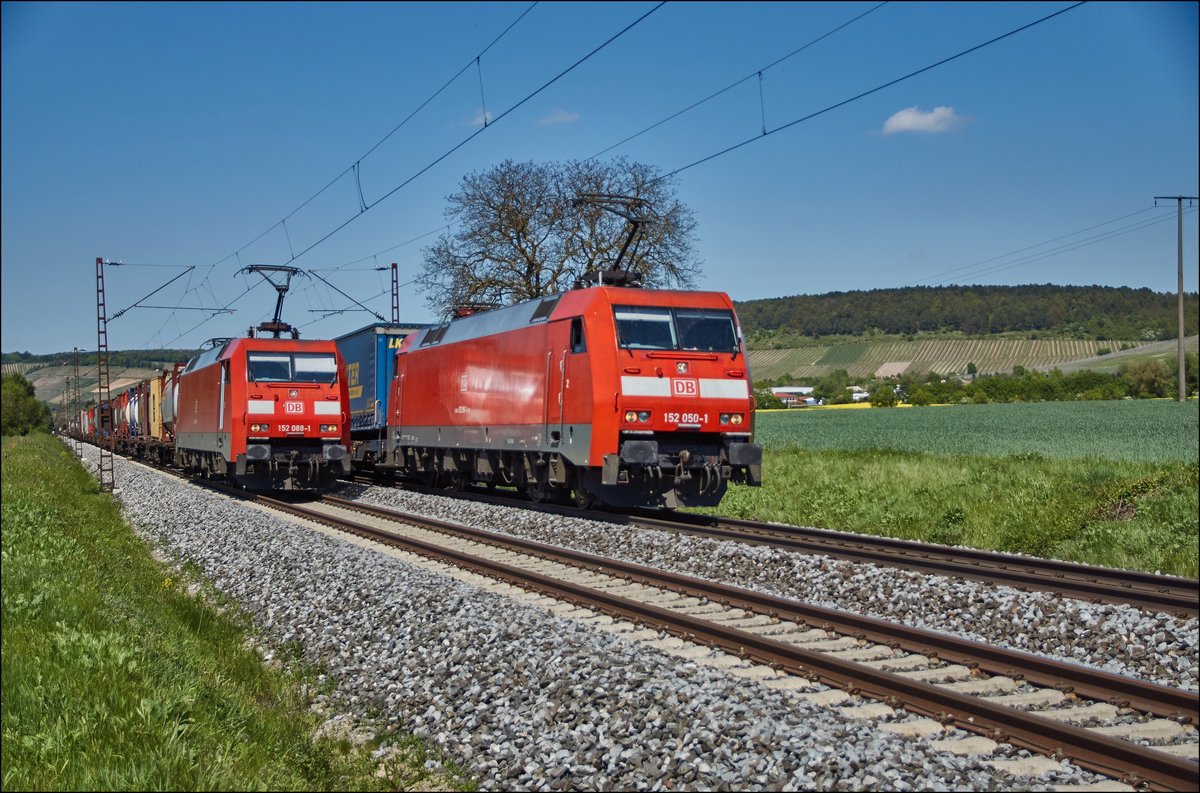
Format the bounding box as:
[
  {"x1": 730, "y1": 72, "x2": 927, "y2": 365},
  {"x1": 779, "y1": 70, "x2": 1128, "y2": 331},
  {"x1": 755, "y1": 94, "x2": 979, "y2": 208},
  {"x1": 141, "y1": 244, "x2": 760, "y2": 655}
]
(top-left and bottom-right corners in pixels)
[
  {"x1": 352, "y1": 476, "x2": 1199, "y2": 618},
  {"x1": 229, "y1": 487, "x2": 1197, "y2": 790}
]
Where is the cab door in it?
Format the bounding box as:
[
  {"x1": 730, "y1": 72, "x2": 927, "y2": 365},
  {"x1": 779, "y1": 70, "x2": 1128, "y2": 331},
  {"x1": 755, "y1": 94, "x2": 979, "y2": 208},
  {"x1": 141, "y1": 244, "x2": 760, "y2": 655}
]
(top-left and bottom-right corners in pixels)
[{"x1": 559, "y1": 317, "x2": 593, "y2": 460}]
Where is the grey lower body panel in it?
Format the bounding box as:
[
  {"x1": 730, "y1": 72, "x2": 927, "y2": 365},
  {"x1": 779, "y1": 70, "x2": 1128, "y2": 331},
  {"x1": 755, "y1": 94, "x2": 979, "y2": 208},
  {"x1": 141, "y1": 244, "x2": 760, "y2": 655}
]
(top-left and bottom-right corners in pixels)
[
  {"x1": 388, "y1": 424, "x2": 761, "y2": 509},
  {"x1": 236, "y1": 440, "x2": 350, "y2": 490}
]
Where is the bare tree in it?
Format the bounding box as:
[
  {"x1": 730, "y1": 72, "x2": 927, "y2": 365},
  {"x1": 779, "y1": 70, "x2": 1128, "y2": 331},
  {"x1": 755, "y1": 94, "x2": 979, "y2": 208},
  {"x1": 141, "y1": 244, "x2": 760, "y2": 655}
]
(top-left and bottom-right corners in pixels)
[{"x1": 416, "y1": 157, "x2": 702, "y2": 316}]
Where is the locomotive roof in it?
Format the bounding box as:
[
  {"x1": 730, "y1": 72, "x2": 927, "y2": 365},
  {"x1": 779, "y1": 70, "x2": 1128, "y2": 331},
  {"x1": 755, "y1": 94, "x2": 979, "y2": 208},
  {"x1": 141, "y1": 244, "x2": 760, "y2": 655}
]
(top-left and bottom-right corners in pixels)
[
  {"x1": 410, "y1": 286, "x2": 735, "y2": 350},
  {"x1": 183, "y1": 336, "x2": 341, "y2": 373}
]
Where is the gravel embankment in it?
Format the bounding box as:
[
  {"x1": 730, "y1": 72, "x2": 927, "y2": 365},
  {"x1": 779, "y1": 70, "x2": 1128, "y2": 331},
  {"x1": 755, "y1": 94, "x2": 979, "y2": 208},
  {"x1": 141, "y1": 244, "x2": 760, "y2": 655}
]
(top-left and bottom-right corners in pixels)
[{"x1": 75, "y1": 445, "x2": 1152, "y2": 790}]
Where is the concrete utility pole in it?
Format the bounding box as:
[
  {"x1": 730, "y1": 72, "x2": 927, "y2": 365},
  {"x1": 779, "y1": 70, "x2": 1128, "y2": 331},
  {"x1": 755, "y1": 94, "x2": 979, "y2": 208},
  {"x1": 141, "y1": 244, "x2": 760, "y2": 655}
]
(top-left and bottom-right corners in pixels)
[{"x1": 1154, "y1": 196, "x2": 1197, "y2": 402}]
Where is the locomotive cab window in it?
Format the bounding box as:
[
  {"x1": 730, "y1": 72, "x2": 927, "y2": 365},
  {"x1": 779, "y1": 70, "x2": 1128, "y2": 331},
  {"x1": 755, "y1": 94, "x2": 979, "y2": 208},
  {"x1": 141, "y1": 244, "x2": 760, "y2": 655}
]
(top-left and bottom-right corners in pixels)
[
  {"x1": 246, "y1": 353, "x2": 338, "y2": 384},
  {"x1": 613, "y1": 306, "x2": 738, "y2": 352},
  {"x1": 570, "y1": 317, "x2": 586, "y2": 353},
  {"x1": 614, "y1": 307, "x2": 676, "y2": 350},
  {"x1": 293, "y1": 353, "x2": 338, "y2": 384},
  {"x1": 247, "y1": 354, "x2": 292, "y2": 382},
  {"x1": 676, "y1": 309, "x2": 738, "y2": 352}
]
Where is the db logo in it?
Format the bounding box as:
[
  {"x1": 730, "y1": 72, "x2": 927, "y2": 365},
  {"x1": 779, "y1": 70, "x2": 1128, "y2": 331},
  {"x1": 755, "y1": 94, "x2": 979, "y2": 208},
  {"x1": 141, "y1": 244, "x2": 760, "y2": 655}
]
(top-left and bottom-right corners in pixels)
[
  {"x1": 285, "y1": 401, "x2": 304, "y2": 414},
  {"x1": 672, "y1": 378, "x2": 698, "y2": 397}
]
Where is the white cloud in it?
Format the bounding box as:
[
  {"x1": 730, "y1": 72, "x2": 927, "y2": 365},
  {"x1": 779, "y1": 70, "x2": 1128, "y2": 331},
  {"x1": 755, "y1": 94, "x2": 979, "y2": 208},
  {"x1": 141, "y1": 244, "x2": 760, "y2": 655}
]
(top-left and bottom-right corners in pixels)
[
  {"x1": 470, "y1": 109, "x2": 494, "y2": 127},
  {"x1": 882, "y1": 105, "x2": 964, "y2": 134},
  {"x1": 536, "y1": 109, "x2": 581, "y2": 126}
]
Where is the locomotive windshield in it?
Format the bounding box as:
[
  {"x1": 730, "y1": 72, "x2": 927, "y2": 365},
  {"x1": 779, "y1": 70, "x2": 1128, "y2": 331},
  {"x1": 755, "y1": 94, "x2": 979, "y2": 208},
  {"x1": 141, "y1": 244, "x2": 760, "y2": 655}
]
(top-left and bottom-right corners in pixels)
[
  {"x1": 614, "y1": 306, "x2": 738, "y2": 352},
  {"x1": 247, "y1": 352, "x2": 338, "y2": 384}
]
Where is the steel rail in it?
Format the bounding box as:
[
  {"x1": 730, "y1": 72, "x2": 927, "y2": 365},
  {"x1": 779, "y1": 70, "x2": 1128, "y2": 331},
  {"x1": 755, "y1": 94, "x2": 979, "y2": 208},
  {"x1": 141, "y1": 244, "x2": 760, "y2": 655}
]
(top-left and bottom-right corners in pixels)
[
  {"x1": 624, "y1": 508, "x2": 1200, "y2": 618},
  {"x1": 373, "y1": 480, "x2": 1198, "y2": 617},
  {"x1": 273, "y1": 494, "x2": 1198, "y2": 791},
  {"x1": 325, "y1": 494, "x2": 1198, "y2": 722}
]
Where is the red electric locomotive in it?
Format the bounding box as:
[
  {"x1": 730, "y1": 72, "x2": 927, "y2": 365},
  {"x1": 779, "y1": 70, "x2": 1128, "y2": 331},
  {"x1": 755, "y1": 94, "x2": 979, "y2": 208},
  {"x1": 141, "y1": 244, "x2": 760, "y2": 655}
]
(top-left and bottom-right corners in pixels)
[
  {"x1": 384, "y1": 285, "x2": 762, "y2": 509},
  {"x1": 173, "y1": 336, "x2": 351, "y2": 490}
]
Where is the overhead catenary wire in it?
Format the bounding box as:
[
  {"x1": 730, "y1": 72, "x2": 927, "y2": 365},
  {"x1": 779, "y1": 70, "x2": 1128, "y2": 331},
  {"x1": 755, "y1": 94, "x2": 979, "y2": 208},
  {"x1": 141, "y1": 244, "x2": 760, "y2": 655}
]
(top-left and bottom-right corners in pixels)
[
  {"x1": 589, "y1": 1, "x2": 889, "y2": 160},
  {"x1": 652, "y1": 1, "x2": 1088, "y2": 184},
  {"x1": 925, "y1": 207, "x2": 1199, "y2": 286},
  {"x1": 312, "y1": 224, "x2": 451, "y2": 273},
  {"x1": 142, "y1": 4, "x2": 652, "y2": 349},
  {"x1": 217, "y1": 3, "x2": 539, "y2": 275},
  {"x1": 279, "y1": 2, "x2": 666, "y2": 268},
  {"x1": 344, "y1": 1, "x2": 1091, "y2": 322},
  {"x1": 111, "y1": 267, "x2": 196, "y2": 320},
  {"x1": 107, "y1": 0, "x2": 1123, "y2": 354},
  {"x1": 136, "y1": 5, "x2": 537, "y2": 349},
  {"x1": 907, "y1": 206, "x2": 1169, "y2": 286}
]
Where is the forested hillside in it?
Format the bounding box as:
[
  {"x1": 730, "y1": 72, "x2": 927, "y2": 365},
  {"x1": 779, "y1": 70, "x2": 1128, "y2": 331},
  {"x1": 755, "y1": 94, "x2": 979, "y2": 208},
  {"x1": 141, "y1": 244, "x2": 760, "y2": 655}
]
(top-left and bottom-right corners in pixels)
[
  {"x1": 735, "y1": 285, "x2": 1199, "y2": 342},
  {"x1": 1, "y1": 349, "x2": 198, "y2": 368}
]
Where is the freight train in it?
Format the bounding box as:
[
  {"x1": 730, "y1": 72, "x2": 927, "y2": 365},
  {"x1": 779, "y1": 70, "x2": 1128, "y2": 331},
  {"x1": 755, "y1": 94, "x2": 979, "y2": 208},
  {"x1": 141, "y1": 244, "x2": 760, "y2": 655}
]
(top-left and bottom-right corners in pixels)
[
  {"x1": 337, "y1": 285, "x2": 762, "y2": 509},
  {"x1": 74, "y1": 336, "x2": 351, "y2": 491}
]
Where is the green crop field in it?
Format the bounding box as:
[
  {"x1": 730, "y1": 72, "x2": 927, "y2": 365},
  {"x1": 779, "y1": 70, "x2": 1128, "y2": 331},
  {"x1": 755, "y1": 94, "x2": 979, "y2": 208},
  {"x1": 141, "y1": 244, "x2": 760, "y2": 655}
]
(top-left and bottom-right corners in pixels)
[
  {"x1": 755, "y1": 400, "x2": 1199, "y2": 463},
  {"x1": 815, "y1": 344, "x2": 866, "y2": 367}
]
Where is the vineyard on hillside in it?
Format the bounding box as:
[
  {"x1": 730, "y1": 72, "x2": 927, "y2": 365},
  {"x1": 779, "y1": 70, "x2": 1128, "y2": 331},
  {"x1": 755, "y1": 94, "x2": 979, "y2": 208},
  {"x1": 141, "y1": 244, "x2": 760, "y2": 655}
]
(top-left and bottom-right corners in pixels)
[{"x1": 747, "y1": 338, "x2": 1143, "y2": 381}]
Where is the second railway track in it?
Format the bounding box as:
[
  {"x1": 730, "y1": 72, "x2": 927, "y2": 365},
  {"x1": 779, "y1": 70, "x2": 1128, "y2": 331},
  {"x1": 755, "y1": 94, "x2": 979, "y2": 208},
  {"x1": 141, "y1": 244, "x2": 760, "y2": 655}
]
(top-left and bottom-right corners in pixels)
[{"x1": 356, "y1": 476, "x2": 1199, "y2": 618}]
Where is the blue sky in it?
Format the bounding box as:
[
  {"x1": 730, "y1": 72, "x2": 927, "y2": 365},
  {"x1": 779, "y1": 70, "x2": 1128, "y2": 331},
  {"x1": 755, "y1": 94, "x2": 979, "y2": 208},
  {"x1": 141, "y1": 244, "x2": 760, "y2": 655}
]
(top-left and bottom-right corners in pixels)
[{"x1": 2, "y1": 1, "x2": 1197, "y2": 355}]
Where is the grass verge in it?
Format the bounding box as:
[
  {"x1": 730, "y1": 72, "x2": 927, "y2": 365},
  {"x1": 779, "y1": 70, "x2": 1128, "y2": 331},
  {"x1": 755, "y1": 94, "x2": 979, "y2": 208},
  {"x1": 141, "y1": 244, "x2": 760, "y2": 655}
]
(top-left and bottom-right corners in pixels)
[{"x1": 2, "y1": 433, "x2": 471, "y2": 791}]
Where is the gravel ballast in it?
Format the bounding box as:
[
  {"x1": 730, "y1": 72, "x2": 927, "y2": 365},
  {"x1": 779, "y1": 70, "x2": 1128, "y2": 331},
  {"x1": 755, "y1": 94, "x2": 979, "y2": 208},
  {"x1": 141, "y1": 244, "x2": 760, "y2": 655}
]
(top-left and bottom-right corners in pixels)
[{"x1": 74, "y1": 443, "x2": 1170, "y2": 790}]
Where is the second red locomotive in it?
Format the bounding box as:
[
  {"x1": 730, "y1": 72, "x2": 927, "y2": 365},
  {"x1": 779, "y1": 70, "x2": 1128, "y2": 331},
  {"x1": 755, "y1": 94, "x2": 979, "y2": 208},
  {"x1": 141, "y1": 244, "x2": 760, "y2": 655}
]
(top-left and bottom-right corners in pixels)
[{"x1": 173, "y1": 336, "x2": 351, "y2": 490}]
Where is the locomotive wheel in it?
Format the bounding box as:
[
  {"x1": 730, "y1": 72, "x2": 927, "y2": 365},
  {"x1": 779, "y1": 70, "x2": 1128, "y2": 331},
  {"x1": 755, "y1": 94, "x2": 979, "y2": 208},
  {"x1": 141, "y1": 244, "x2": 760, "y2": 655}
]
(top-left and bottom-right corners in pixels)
[
  {"x1": 524, "y1": 480, "x2": 549, "y2": 503},
  {"x1": 421, "y1": 466, "x2": 438, "y2": 488},
  {"x1": 571, "y1": 487, "x2": 596, "y2": 509},
  {"x1": 570, "y1": 475, "x2": 597, "y2": 509}
]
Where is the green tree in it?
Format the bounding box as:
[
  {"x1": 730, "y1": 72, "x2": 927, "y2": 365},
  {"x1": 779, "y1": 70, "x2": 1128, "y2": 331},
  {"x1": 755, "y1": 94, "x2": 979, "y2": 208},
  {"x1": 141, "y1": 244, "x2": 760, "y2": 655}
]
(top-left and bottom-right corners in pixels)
[
  {"x1": 869, "y1": 384, "x2": 898, "y2": 407},
  {"x1": 754, "y1": 389, "x2": 786, "y2": 410},
  {"x1": 966, "y1": 361, "x2": 977, "y2": 375},
  {"x1": 909, "y1": 386, "x2": 932, "y2": 406},
  {"x1": 1121, "y1": 359, "x2": 1171, "y2": 398},
  {"x1": 2, "y1": 373, "x2": 52, "y2": 436},
  {"x1": 812, "y1": 369, "x2": 853, "y2": 404}
]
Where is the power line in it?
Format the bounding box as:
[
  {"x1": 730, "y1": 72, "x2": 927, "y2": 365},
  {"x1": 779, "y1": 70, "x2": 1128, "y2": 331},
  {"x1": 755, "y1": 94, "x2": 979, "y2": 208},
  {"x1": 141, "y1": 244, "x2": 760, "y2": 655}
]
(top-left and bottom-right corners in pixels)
[
  {"x1": 281, "y1": 2, "x2": 667, "y2": 267},
  {"x1": 926, "y1": 208, "x2": 1198, "y2": 286},
  {"x1": 590, "y1": 1, "x2": 889, "y2": 160},
  {"x1": 155, "y1": 279, "x2": 265, "y2": 348},
  {"x1": 335, "y1": 1, "x2": 1082, "y2": 319},
  {"x1": 312, "y1": 223, "x2": 452, "y2": 273},
  {"x1": 907, "y1": 206, "x2": 1166, "y2": 286},
  {"x1": 218, "y1": 3, "x2": 540, "y2": 276},
  {"x1": 654, "y1": 2, "x2": 1088, "y2": 183},
  {"x1": 170, "y1": 3, "x2": 654, "y2": 346}
]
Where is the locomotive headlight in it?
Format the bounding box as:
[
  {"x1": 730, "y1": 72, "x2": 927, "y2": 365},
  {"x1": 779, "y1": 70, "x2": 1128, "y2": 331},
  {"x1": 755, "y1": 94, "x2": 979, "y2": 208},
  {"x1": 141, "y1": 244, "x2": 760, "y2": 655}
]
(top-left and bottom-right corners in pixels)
[
  {"x1": 730, "y1": 413, "x2": 744, "y2": 425},
  {"x1": 320, "y1": 424, "x2": 338, "y2": 433},
  {"x1": 637, "y1": 411, "x2": 650, "y2": 422},
  {"x1": 720, "y1": 414, "x2": 730, "y2": 425},
  {"x1": 625, "y1": 410, "x2": 638, "y2": 423},
  {"x1": 250, "y1": 423, "x2": 267, "y2": 433}
]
